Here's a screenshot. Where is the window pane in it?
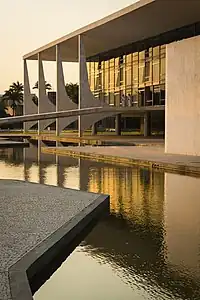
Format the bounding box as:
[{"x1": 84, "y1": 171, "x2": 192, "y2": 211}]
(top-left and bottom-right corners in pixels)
[
  {"x1": 110, "y1": 66, "x2": 114, "y2": 91},
  {"x1": 153, "y1": 85, "x2": 160, "y2": 105},
  {"x1": 138, "y1": 89, "x2": 145, "y2": 106},
  {"x1": 132, "y1": 89, "x2": 138, "y2": 106},
  {"x1": 90, "y1": 62, "x2": 95, "y2": 92},
  {"x1": 145, "y1": 86, "x2": 153, "y2": 106},
  {"x1": 160, "y1": 84, "x2": 165, "y2": 105},
  {"x1": 153, "y1": 46, "x2": 159, "y2": 57},
  {"x1": 126, "y1": 66, "x2": 131, "y2": 86},
  {"x1": 153, "y1": 61, "x2": 159, "y2": 84},
  {"x1": 160, "y1": 57, "x2": 165, "y2": 83},
  {"x1": 115, "y1": 92, "x2": 120, "y2": 107},
  {"x1": 104, "y1": 61, "x2": 109, "y2": 94},
  {"x1": 133, "y1": 61, "x2": 138, "y2": 87},
  {"x1": 109, "y1": 92, "x2": 115, "y2": 105},
  {"x1": 139, "y1": 64, "x2": 145, "y2": 86},
  {"x1": 115, "y1": 57, "x2": 120, "y2": 89}
]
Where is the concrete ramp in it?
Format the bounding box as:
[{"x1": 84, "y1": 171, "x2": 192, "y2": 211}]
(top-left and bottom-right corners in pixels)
[{"x1": 0, "y1": 180, "x2": 109, "y2": 300}]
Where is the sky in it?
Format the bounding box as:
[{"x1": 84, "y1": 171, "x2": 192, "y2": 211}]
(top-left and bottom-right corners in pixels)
[{"x1": 0, "y1": 0, "x2": 136, "y2": 93}]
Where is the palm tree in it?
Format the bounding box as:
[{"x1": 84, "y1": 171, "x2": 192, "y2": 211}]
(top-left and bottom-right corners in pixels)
[
  {"x1": 0, "y1": 101, "x2": 9, "y2": 118},
  {"x1": 10, "y1": 81, "x2": 24, "y2": 94},
  {"x1": 65, "y1": 83, "x2": 78, "y2": 104},
  {"x1": 33, "y1": 81, "x2": 52, "y2": 91},
  {"x1": 1, "y1": 81, "x2": 23, "y2": 116}
]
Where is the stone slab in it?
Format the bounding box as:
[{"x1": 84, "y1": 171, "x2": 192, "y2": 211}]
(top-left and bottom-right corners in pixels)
[
  {"x1": 0, "y1": 180, "x2": 109, "y2": 300},
  {"x1": 42, "y1": 146, "x2": 200, "y2": 176}
]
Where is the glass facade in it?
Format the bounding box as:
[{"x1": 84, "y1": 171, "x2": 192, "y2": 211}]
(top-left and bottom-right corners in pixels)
[{"x1": 87, "y1": 45, "x2": 166, "y2": 107}]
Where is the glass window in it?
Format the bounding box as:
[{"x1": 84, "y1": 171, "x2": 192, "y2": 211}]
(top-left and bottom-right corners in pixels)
[
  {"x1": 160, "y1": 84, "x2": 165, "y2": 105},
  {"x1": 139, "y1": 50, "x2": 145, "y2": 62},
  {"x1": 104, "y1": 61, "x2": 109, "y2": 94},
  {"x1": 110, "y1": 58, "x2": 114, "y2": 68},
  {"x1": 153, "y1": 61, "x2": 159, "y2": 84},
  {"x1": 139, "y1": 50, "x2": 145, "y2": 87},
  {"x1": 109, "y1": 92, "x2": 115, "y2": 105},
  {"x1": 87, "y1": 62, "x2": 91, "y2": 85},
  {"x1": 153, "y1": 85, "x2": 160, "y2": 105},
  {"x1": 139, "y1": 63, "x2": 145, "y2": 87},
  {"x1": 94, "y1": 62, "x2": 98, "y2": 73},
  {"x1": 104, "y1": 92, "x2": 109, "y2": 105},
  {"x1": 132, "y1": 88, "x2": 138, "y2": 106},
  {"x1": 115, "y1": 57, "x2": 120, "y2": 89},
  {"x1": 114, "y1": 92, "x2": 120, "y2": 107},
  {"x1": 94, "y1": 91, "x2": 99, "y2": 101},
  {"x1": 153, "y1": 46, "x2": 159, "y2": 58},
  {"x1": 109, "y1": 61, "x2": 114, "y2": 92},
  {"x1": 133, "y1": 61, "x2": 138, "y2": 87},
  {"x1": 160, "y1": 56, "x2": 165, "y2": 83},
  {"x1": 138, "y1": 89, "x2": 145, "y2": 106},
  {"x1": 90, "y1": 62, "x2": 95, "y2": 92},
  {"x1": 145, "y1": 86, "x2": 153, "y2": 106},
  {"x1": 145, "y1": 60, "x2": 151, "y2": 82},
  {"x1": 126, "y1": 54, "x2": 132, "y2": 89}
]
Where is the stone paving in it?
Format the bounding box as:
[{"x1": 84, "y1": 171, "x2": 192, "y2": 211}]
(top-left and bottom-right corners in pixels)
[
  {"x1": 0, "y1": 180, "x2": 108, "y2": 300},
  {"x1": 42, "y1": 146, "x2": 200, "y2": 175}
]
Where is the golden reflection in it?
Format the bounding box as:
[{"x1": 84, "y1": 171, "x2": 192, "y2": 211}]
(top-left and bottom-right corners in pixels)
[{"x1": 87, "y1": 165, "x2": 164, "y2": 228}]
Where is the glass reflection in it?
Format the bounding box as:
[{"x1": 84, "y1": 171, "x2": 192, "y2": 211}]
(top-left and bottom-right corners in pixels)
[{"x1": 88, "y1": 45, "x2": 166, "y2": 108}]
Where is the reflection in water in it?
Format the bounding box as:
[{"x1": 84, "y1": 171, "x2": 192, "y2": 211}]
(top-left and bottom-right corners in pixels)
[{"x1": 1, "y1": 145, "x2": 200, "y2": 299}]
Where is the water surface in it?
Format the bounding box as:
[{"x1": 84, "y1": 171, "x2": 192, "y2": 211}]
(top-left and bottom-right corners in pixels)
[{"x1": 1, "y1": 146, "x2": 200, "y2": 300}]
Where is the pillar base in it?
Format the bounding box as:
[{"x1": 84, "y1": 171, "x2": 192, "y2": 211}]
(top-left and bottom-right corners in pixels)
[
  {"x1": 92, "y1": 123, "x2": 97, "y2": 135},
  {"x1": 115, "y1": 114, "x2": 122, "y2": 136}
]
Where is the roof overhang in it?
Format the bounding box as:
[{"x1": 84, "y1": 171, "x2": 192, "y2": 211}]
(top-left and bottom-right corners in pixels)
[{"x1": 23, "y1": 0, "x2": 200, "y2": 62}]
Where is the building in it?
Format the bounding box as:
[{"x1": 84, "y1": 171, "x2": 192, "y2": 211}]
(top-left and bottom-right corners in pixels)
[{"x1": 23, "y1": 0, "x2": 200, "y2": 155}]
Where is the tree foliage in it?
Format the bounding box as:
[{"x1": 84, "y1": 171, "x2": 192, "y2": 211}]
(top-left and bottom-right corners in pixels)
[
  {"x1": 1, "y1": 81, "x2": 23, "y2": 116},
  {"x1": 65, "y1": 83, "x2": 78, "y2": 104},
  {"x1": 33, "y1": 81, "x2": 52, "y2": 90}
]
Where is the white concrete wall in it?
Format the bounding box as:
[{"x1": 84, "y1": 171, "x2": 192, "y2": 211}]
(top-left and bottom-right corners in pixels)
[{"x1": 166, "y1": 36, "x2": 200, "y2": 155}]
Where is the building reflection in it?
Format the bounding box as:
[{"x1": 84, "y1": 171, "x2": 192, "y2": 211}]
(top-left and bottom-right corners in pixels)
[
  {"x1": 83, "y1": 166, "x2": 200, "y2": 299},
  {"x1": 1, "y1": 147, "x2": 200, "y2": 299}
]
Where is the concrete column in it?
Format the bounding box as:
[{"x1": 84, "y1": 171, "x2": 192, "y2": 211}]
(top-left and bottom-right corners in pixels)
[
  {"x1": 24, "y1": 60, "x2": 37, "y2": 132},
  {"x1": 78, "y1": 35, "x2": 82, "y2": 138},
  {"x1": 78, "y1": 34, "x2": 116, "y2": 136},
  {"x1": 56, "y1": 45, "x2": 60, "y2": 137},
  {"x1": 144, "y1": 112, "x2": 148, "y2": 137},
  {"x1": 92, "y1": 123, "x2": 97, "y2": 135},
  {"x1": 38, "y1": 53, "x2": 42, "y2": 134},
  {"x1": 115, "y1": 114, "x2": 122, "y2": 136},
  {"x1": 23, "y1": 59, "x2": 28, "y2": 133},
  {"x1": 38, "y1": 53, "x2": 56, "y2": 133},
  {"x1": 55, "y1": 44, "x2": 78, "y2": 137},
  {"x1": 143, "y1": 112, "x2": 151, "y2": 137},
  {"x1": 140, "y1": 116, "x2": 144, "y2": 135}
]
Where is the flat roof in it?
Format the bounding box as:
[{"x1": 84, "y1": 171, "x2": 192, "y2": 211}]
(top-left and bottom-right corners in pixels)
[{"x1": 24, "y1": 0, "x2": 200, "y2": 62}]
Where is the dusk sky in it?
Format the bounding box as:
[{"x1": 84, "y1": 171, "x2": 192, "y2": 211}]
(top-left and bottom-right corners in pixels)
[{"x1": 0, "y1": 0, "x2": 136, "y2": 93}]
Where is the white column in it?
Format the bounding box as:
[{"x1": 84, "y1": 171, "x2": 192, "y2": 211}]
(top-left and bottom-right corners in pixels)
[
  {"x1": 23, "y1": 59, "x2": 38, "y2": 131},
  {"x1": 78, "y1": 34, "x2": 116, "y2": 136},
  {"x1": 38, "y1": 53, "x2": 42, "y2": 134},
  {"x1": 56, "y1": 44, "x2": 78, "y2": 137},
  {"x1": 78, "y1": 35, "x2": 82, "y2": 138},
  {"x1": 23, "y1": 59, "x2": 29, "y2": 132},
  {"x1": 56, "y1": 45, "x2": 60, "y2": 137}
]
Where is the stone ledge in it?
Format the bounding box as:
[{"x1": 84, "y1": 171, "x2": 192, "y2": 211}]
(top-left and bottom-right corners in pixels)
[{"x1": 0, "y1": 180, "x2": 109, "y2": 300}]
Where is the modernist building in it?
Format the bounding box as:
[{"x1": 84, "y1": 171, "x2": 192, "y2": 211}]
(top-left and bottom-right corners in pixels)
[{"x1": 23, "y1": 0, "x2": 200, "y2": 155}]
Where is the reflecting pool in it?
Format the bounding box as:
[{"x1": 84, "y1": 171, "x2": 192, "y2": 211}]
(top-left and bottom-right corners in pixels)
[{"x1": 1, "y1": 145, "x2": 200, "y2": 300}]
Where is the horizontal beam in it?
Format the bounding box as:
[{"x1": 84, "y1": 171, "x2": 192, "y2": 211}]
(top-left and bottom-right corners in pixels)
[{"x1": 0, "y1": 106, "x2": 164, "y2": 126}]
